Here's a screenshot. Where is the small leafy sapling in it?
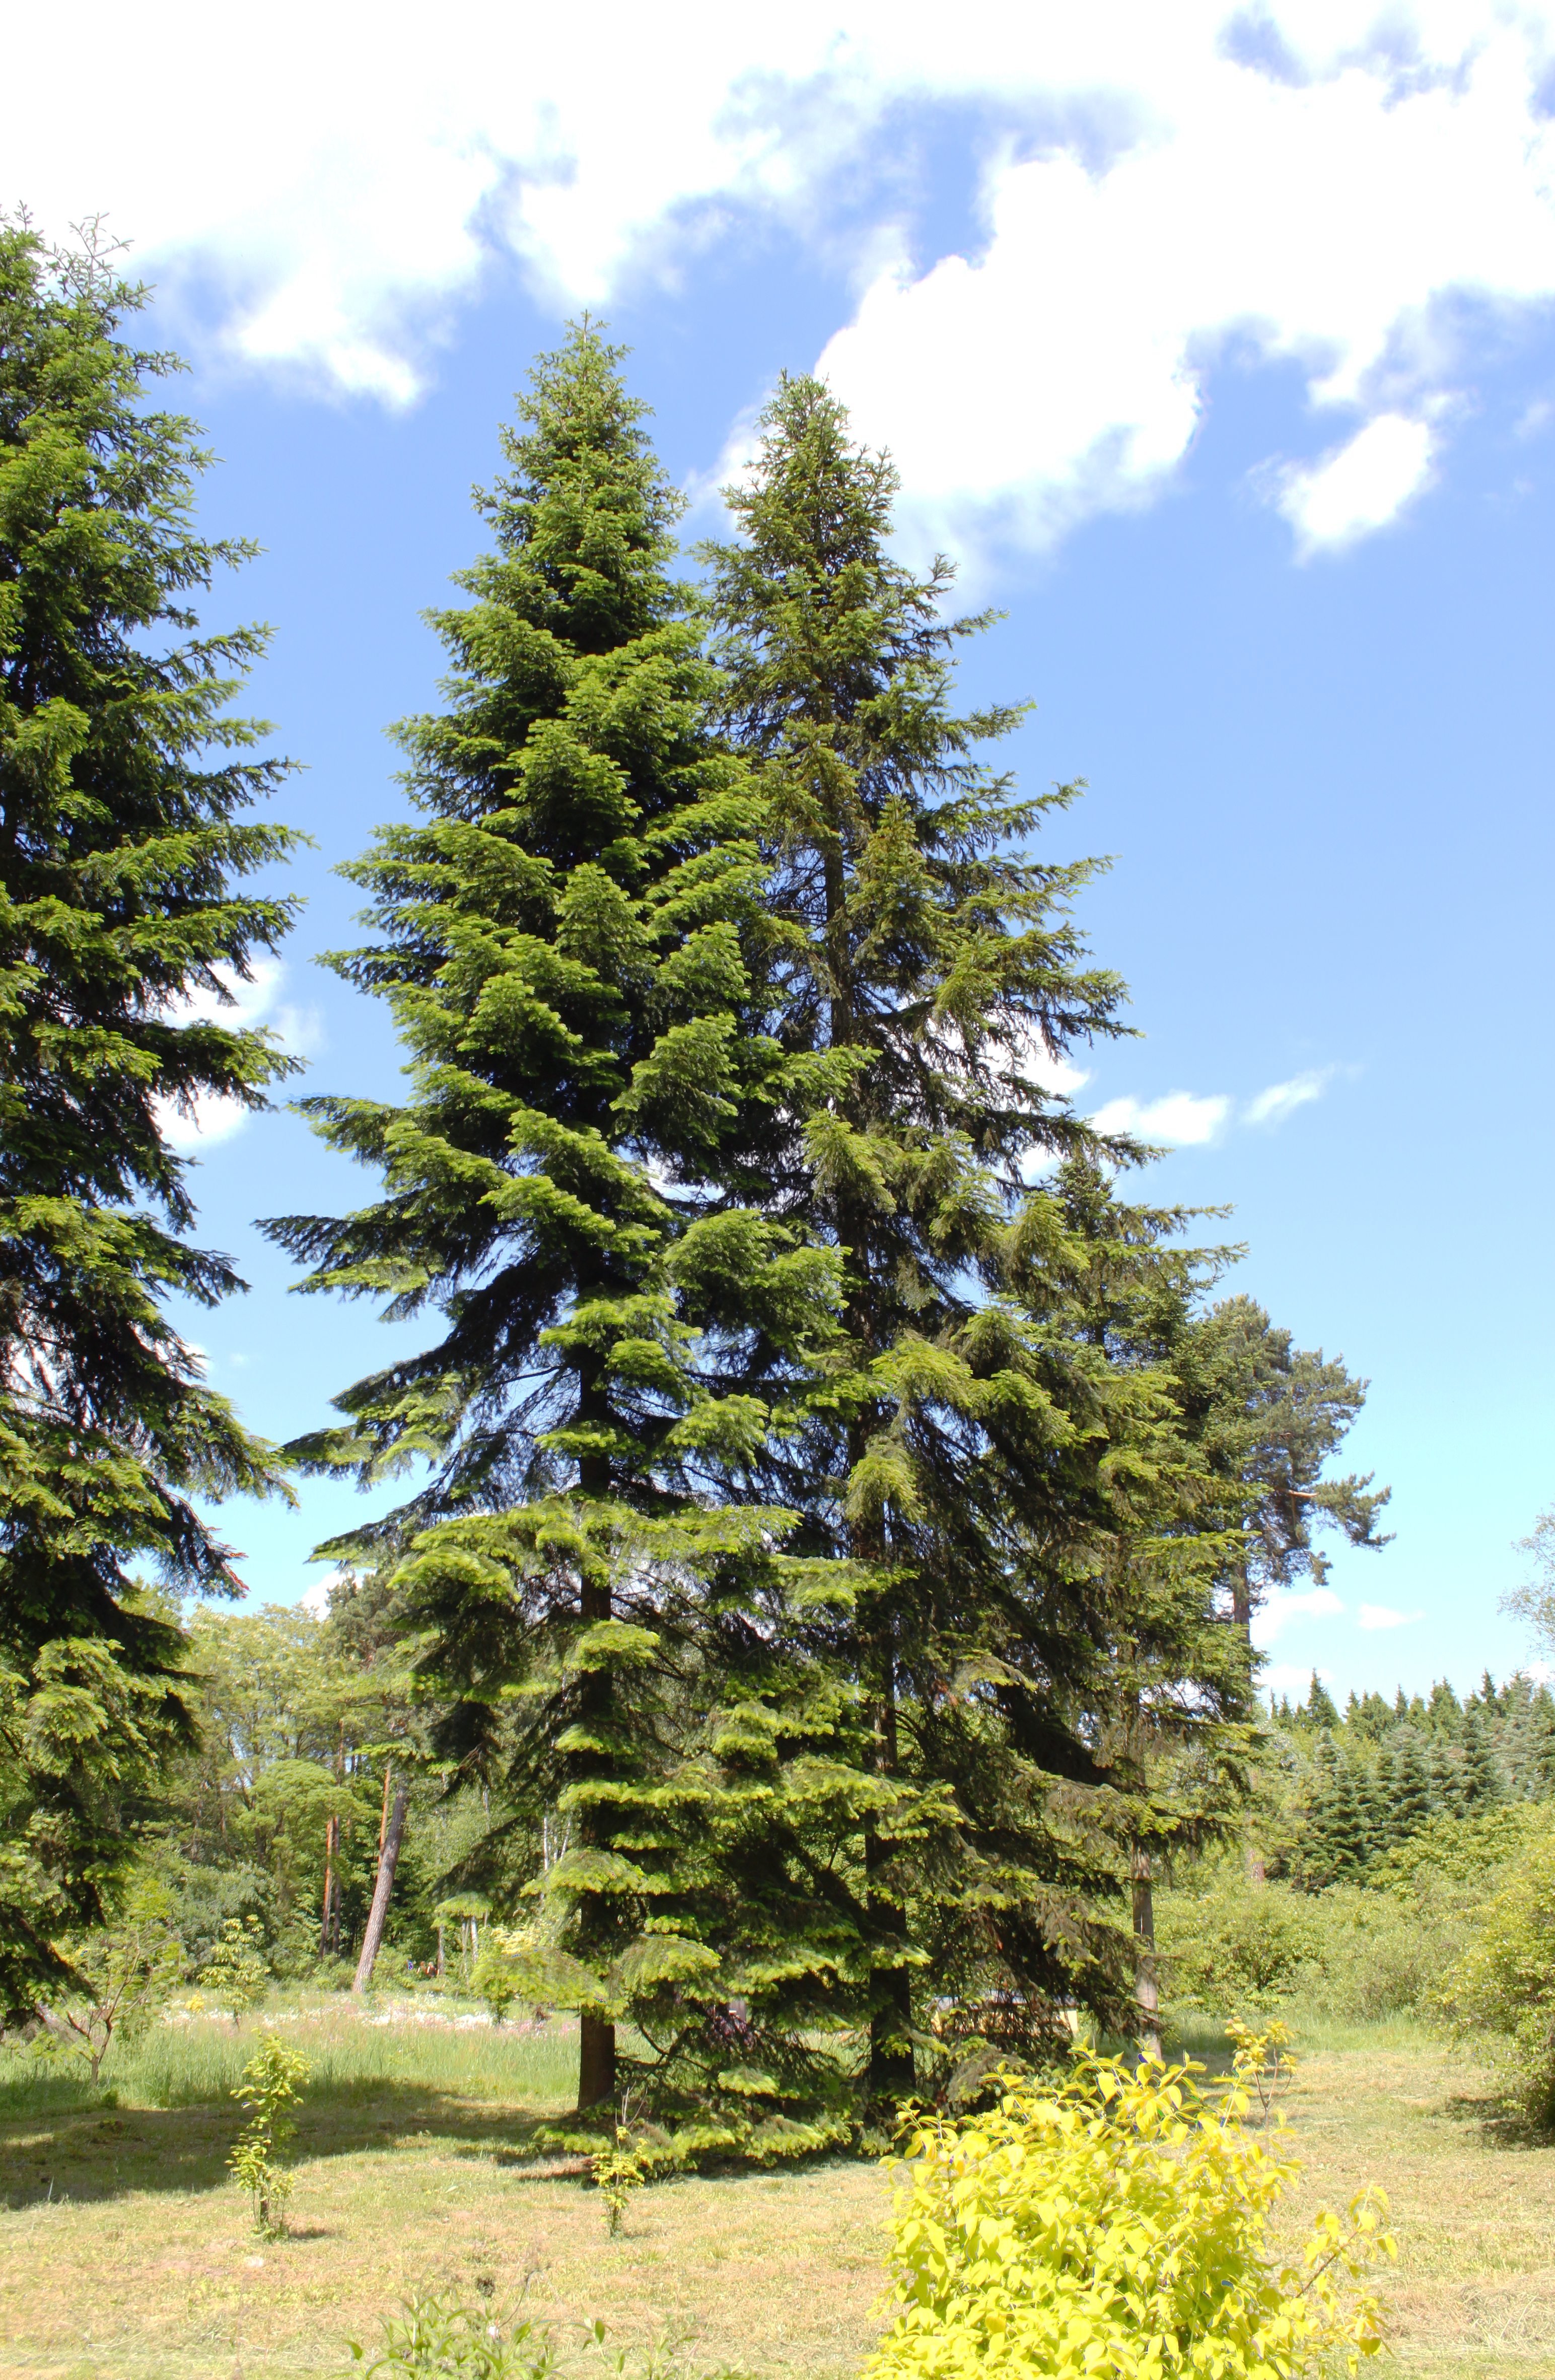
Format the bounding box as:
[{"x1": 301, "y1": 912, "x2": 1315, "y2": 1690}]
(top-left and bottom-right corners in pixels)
[
  {"x1": 1226, "y1": 2015, "x2": 1298, "y2": 2126},
  {"x1": 228, "y1": 2034, "x2": 312, "y2": 2237},
  {"x1": 34, "y1": 1878, "x2": 185, "y2": 2086},
  {"x1": 350, "y1": 2285, "x2": 560, "y2": 2376},
  {"x1": 591, "y1": 2088, "x2": 648, "y2": 2237},
  {"x1": 202, "y1": 1916, "x2": 269, "y2": 2026}
]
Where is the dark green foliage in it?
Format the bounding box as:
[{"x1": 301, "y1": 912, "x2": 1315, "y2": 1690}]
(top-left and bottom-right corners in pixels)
[
  {"x1": 267, "y1": 328, "x2": 848, "y2": 2115},
  {"x1": 1391, "y1": 1734, "x2": 1433, "y2": 1839},
  {"x1": 1172, "y1": 1296, "x2": 1389, "y2": 1634},
  {"x1": 0, "y1": 216, "x2": 299, "y2": 2009},
  {"x1": 1308, "y1": 1736, "x2": 1370, "y2": 1884},
  {"x1": 1305, "y1": 1673, "x2": 1342, "y2": 1730},
  {"x1": 1429, "y1": 1741, "x2": 1463, "y2": 1818},
  {"x1": 1459, "y1": 1710, "x2": 1501, "y2": 1809},
  {"x1": 698, "y1": 376, "x2": 1254, "y2": 2095},
  {"x1": 1367, "y1": 1748, "x2": 1394, "y2": 1851}
]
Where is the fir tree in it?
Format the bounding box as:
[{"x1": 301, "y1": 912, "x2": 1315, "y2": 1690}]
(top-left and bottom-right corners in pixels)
[
  {"x1": 0, "y1": 217, "x2": 299, "y2": 2009},
  {"x1": 699, "y1": 377, "x2": 1251, "y2": 2097},
  {"x1": 1305, "y1": 1672, "x2": 1341, "y2": 1730},
  {"x1": 1429, "y1": 1739, "x2": 1462, "y2": 1817},
  {"x1": 1391, "y1": 1732, "x2": 1432, "y2": 1838},
  {"x1": 1459, "y1": 1708, "x2": 1501, "y2": 1809},
  {"x1": 1309, "y1": 1735, "x2": 1368, "y2": 1883},
  {"x1": 1368, "y1": 1746, "x2": 1395, "y2": 1854},
  {"x1": 267, "y1": 328, "x2": 836, "y2": 2112}
]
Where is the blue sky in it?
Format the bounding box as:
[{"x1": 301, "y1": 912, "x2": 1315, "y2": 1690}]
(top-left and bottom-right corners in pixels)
[{"x1": 14, "y1": 2, "x2": 1555, "y2": 1700}]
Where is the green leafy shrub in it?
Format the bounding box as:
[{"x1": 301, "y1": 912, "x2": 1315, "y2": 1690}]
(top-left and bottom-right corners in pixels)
[
  {"x1": 202, "y1": 1916, "x2": 270, "y2": 2026},
  {"x1": 1299, "y1": 1885, "x2": 1458, "y2": 2021},
  {"x1": 350, "y1": 2289, "x2": 559, "y2": 2378},
  {"x1": 1436, "y1": 1831, "x2": 1555, "y2": 2125},
  {"x1": 866, "y1": 2035, "x2": 1394, "y2": 2380},
  {"x1": 34, "y1": 1877, "x2": 185, "y2": 2084},
  {"x1": 228, "y1": 2034, "x2": 312, "y2": 2236},
  {"x1": 1155, "y1": 1874, "x2": 1322, "y2": 2014}
]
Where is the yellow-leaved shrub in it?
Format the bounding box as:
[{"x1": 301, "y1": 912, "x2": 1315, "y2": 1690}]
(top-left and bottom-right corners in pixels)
[{"x1": 866, "y1": 2033, "x2": 1393, "y2": 2380}]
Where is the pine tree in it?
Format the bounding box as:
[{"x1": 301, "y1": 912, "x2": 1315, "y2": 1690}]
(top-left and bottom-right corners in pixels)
[
  {"x1": 0, "y1": 217, "x2": 299, "y2": 2009},
  {"x1": 1173, "y1": 1295, "x2": 1389, "y2": 1637},
  {"x1": 266, "y1": 327, "x2": 836, "y2": 2113},
  {"x1": 698, "y1": 377, "x2": 1252, "y2": 2098}
]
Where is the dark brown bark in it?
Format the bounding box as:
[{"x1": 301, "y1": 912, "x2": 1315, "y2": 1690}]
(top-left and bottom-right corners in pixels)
[
  {"x1": 352, "y1": 1771, "x2": 409, "y2": 1994},
  {"x1": 574, "y1": 1431, "x2": 617, "y2": 2112}
]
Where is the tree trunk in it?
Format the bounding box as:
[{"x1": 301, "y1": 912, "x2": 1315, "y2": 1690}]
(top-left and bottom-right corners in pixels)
[
  {"x1": 865, "y1": 1651, "x2": 915, "y2": 2107},
  {"x1": 320, "y1": 1816, "x2": 336, "y2": 1957},
  {"x1": 1130, "y1": 1844, "x2": 1162, "y2": 2060},
  {"x1": 436, "y1": 1922, "x2": 445, "y2": 1977},
  {"x1": 578, "y1": 2009, "x2": 616, "y2": 2110},
  {"x1": 573, "y1": 1451, "x2": 617, "y2": 2112},
  {"x1": 352, "y1": 1771, "x2": 409, "y2": 1994}
]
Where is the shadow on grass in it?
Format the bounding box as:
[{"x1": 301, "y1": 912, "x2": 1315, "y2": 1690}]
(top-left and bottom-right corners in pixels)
[
  {"x1": 1438, "y1": 2083, "x2": 1555, "y2": 2153},
  {"x1": 0, "y1": 2079, "x2": 566, "y2": 2211}
]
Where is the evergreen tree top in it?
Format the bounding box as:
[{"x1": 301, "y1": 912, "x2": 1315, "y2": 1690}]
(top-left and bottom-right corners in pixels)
[{"x1": 268, "y1": 324, "x2": 825, "y2": 1545}]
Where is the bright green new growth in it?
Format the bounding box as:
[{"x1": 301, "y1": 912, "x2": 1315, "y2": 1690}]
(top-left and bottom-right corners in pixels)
[
  {"x1": 868, "y1": 2031, "x2": 1394, "y2": 2380},
  {"x1": 0, "y1": 213, "x2": 300, "y2": 2015},
  {"x1": 228, "y1": 2031, "x2": 311, "y2": 2236}
]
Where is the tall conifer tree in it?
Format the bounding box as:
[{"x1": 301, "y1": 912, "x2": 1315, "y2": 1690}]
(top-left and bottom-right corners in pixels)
[
  {"x1": 0, "y1": 218, "x2": 299, "y2": 2007},
  {"x1": 269, "y1": 329, "x2": 840, "y2": 2111},
  {"x1": 698, "y1": 378, "x2": 1252, "y2": 2097}
]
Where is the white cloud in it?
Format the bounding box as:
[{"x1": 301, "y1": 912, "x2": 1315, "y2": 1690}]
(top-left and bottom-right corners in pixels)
[
  {"x1": 1273, "y1": 415, "x2": 1436, "y2": 555},
  {"x1": 1262, "y1": 1661, "x2": 1335, "y2": 1698},
  {"x1": 154, "y1": 963, "x2": 319, "y2": 1149},
  {"x1": 1245, "y1": 1067, "x2": 1333, "y2": 1127},
  {"x1": 300, "y1": 1573, "x2": 345, "y2": 1620},
  {"x1": 1358, "y1": 1602, "x2": 1426, "y2": 1631},
  {"x1": 1090, "y1": 1090, "x2": 1232, "y2": 1145},
  {"x1": 1254, "y1": 1586, "x2": 1346, "y2": 1645},
  {"x1": 10, "y1": 4, "x2": 1555, "y2": 556}
]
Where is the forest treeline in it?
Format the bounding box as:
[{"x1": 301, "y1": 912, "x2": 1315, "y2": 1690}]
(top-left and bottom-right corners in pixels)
[{"x1": 1, "y1": 212, "x2": 1418, "y2": 2151}]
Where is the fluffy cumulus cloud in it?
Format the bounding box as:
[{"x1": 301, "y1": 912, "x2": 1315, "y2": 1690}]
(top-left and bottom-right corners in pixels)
[
  {"x1": 1254, "y1": 1585, "x2": 1346, "y2": 1644},
  {"x1": 1358, "y1": 1602, "x2": 1427, "y2": 1630},
  {"x1": 1090, "y1": 1090, "x2": 1232, "y2": 1145},
  {"x1": 12, "y1": 3, "x2": 1555, "y2": 552},
  {"x1": 154, "y1": 962, "x2": 322, "y2": 1148},
  {"x1": 1273, "y1": 417, "x2": 1438, "y2": 557}
]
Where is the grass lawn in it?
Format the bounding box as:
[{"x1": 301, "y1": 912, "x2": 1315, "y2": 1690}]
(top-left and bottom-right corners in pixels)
[{"x1": 1, "y1": 2003, "x2": 1552, "y2": 2378}]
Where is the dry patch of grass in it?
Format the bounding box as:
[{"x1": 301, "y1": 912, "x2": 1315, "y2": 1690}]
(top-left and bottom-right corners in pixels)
[{"x1": 4, "y1": 2005, "x2": 1554, "y2": 2379}]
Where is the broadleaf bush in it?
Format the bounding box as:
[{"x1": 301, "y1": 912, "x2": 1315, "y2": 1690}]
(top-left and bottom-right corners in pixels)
[{"x1": 866, "y1": 2034, "x2": 1393, "y2": 2380}]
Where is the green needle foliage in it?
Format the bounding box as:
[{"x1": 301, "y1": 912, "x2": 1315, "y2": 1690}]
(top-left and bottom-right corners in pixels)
[
  {"x1": 0, "y1": 215, "x2": 301, "y2": 2012},
  {"x1": 267, "y1": 326, "x2": 843, "y2": 2112},
  {"x1": 697, "y1": 377, "x2": 1252, "y2": 2099}
]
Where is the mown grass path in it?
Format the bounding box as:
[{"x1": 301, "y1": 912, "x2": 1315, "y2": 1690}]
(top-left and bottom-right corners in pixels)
[{"x1": 2, "y1": 2008, "x2": 1552, "y2": 2377}]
